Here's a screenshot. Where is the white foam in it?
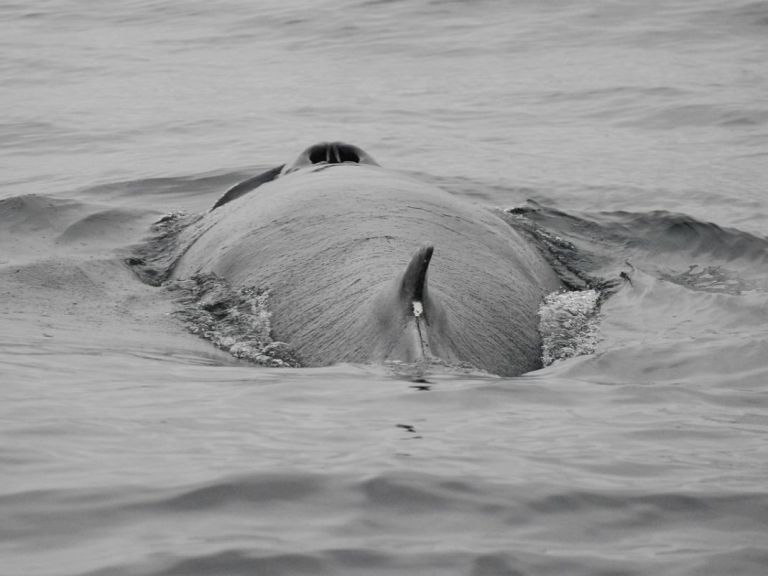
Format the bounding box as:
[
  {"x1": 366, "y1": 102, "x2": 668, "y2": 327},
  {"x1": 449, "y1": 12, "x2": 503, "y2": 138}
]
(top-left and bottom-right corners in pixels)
[
  {"x1": 170, "y1": 274, "x2": 300, "y2": 367},
  {"x1": 538, "y1": 289, "x2": 601, "y2": 367}
]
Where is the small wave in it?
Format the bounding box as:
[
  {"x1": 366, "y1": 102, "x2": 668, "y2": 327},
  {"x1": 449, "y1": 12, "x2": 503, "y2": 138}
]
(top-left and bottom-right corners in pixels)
[
  {"x1": 622, "y1": 103, "x2": 768, "y2": 129},
  {"x1": 74, "y1": 170, "x2": 254, "y2": 208},
  {"x1": 0, "y1": 194, "x2": 84, "y2": 232},
  {"x1": 0, "y1": 193, "x2": 159, "y2": 266},
  {"x1": 158, "y1": 473, "x2": 325, "y2": 512}
]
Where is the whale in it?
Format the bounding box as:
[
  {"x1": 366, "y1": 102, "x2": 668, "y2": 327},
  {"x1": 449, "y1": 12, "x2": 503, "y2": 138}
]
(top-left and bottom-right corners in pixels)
[{"x1": 156, "y1": 142, "x2": 563, "y2": 376}]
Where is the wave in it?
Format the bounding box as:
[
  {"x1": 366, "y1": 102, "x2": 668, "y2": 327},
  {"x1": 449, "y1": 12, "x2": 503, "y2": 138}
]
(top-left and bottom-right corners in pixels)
[
  {"x1": 0, "y1": 193, "x2": 161, "y2": 267},
  {"x1": 0, "y1": 191, "x2": 238, "y2": 378},
  {"x1": 73, "y1": 170, "x2": 257, "y2": 208},
  {"x1": 507, "y1": 201, "x2": 768, "y2": 294},
  {"x1": 4, "y1": 471, "x2": 767, "y2": 576}
]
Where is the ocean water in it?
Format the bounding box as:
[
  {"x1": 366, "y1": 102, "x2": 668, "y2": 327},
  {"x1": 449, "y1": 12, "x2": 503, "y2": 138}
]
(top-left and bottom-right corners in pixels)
[{"x1": 2, "y1": 1, "x2": 768, "y2": 575}]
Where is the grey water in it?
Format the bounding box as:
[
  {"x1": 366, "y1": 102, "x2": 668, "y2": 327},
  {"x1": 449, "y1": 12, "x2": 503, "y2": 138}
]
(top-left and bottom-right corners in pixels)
[{"x1": 2, "y1": 1, "x2": 768, "y2": 575}]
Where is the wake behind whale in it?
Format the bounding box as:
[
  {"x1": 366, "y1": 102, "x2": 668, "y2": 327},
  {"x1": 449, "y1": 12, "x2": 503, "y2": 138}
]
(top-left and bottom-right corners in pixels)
[{"x1": 131, "y1": 142, "x2": 567, "y2": 376}]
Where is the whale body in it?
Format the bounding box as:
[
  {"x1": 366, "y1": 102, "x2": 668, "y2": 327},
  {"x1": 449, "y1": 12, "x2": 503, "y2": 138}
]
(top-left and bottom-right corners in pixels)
[{"x1": 167, "y1": 142, "x2": 562, "y2": 376}]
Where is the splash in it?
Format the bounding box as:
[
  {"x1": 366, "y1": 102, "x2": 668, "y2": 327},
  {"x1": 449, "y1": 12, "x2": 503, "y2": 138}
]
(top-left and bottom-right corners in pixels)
[
  {"x1": 169, "y1": 273, "x2": 300, "y2": 367},
  {"x1": 538, "y1": 289, "x2": 601, "y2": 367}
]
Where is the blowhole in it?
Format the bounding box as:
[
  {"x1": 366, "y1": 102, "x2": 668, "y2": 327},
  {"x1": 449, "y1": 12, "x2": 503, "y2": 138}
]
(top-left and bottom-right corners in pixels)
[
  {"x1": 308, "y1": 142, "x2": 361, "y2": 164},
  {"x1": 285, "y1": 141, "x2": 379, "y2": 173}
]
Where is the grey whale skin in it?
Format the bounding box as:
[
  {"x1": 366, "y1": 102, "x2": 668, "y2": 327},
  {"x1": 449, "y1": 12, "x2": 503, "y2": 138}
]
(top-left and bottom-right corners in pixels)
[{"x1": 171, "y1": 142, "x2": 563, "y2": 376}]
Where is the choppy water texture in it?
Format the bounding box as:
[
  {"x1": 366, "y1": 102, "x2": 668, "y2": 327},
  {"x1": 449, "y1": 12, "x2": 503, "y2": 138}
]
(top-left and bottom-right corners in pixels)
[{"x1": 2, "y1": 1, "x2": 768, "y2": 575}]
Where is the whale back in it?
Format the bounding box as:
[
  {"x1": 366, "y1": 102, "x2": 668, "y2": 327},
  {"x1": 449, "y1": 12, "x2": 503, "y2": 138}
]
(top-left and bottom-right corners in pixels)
[{"x1": 171, "y1": 164, "x2": 561, "y2": 375}]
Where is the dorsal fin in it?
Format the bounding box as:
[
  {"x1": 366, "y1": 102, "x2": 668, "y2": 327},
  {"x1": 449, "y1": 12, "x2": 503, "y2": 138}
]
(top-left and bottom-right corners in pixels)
[
  {"x1": 400, "y1": 245, "x2": 433, "y2": 313},
  {"x1": 211, "y1": 164, "x2": 285, "y2": 211}
]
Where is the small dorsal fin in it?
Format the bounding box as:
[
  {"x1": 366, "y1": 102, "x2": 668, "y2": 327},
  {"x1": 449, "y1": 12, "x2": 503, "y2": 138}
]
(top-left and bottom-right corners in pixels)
[
  {"x1": 400, "y1": 245, "x2": 433, "y2": 312},
  {"x1": 375, "y1": 246, "x2": 438, "y2": 366},
  {"x1": 211, "y1": 164, "x2": 285, "y2": 211}
]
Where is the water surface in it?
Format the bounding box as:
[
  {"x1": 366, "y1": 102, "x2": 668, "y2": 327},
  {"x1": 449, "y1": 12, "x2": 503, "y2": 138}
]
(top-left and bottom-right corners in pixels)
[{"x1": 2, "y1": 1, "x2": 767, "y2": 574}]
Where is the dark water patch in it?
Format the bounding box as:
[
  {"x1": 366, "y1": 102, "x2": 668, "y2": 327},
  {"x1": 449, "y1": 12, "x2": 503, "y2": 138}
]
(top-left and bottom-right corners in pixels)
[
  {"x1": 740, "y1": 0, "x2": 768, "y2": 24},
  {"x1": 0, "y1": 1, "x2": 106, "y2": 30},
  {"x1": 160, "y1": 473, "x2": 323, "y2": 512},
  {"x1": 74, "y1": 545, "x2": 768, "y2": 576},
  {"x1": 56, "y1": 208, "x2": 159, "y2": 246},
  {"x1": 74, "y1": 170, "x2": 262, "y2": 210},
  {"x1": 82, "y1": 548, "x2": 645, "y2": 576},
  {"x1": 696, "y1": 1, "x2": 768, "y2": 29},
  {"x1": 544, "y1": 85, "x2": 689, "y2": 103},
  {"x1": 153, "y1": 550, "x2": 325, "y2": 576},
  {"x1": 0, "y1": 120, "x2": 71, "y2": 151},
  {"x1": 0, "y1": 485, "x2": 151, "y2": 542},
  {"x1": 531, "y1": 489, "x2": 768, "y2": 520},
  {"x1": 545, "y1": 85, "x2": 698, "y2": 125},
  {"x1": 75, "y1": 549, "x2": 658, "y2": 576},
  {"x1": 625, "y1": 103, "x2": 768, "y2": 130},
  {"x1": 693, "y1": 547, "x2": 768, "y2": 576},
  {"x1": 361, "y1": 474, "x2": 459, "y2": 511},
  {"x1": 80, "y1": 550, "x2": 329, "y2": 576}
]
